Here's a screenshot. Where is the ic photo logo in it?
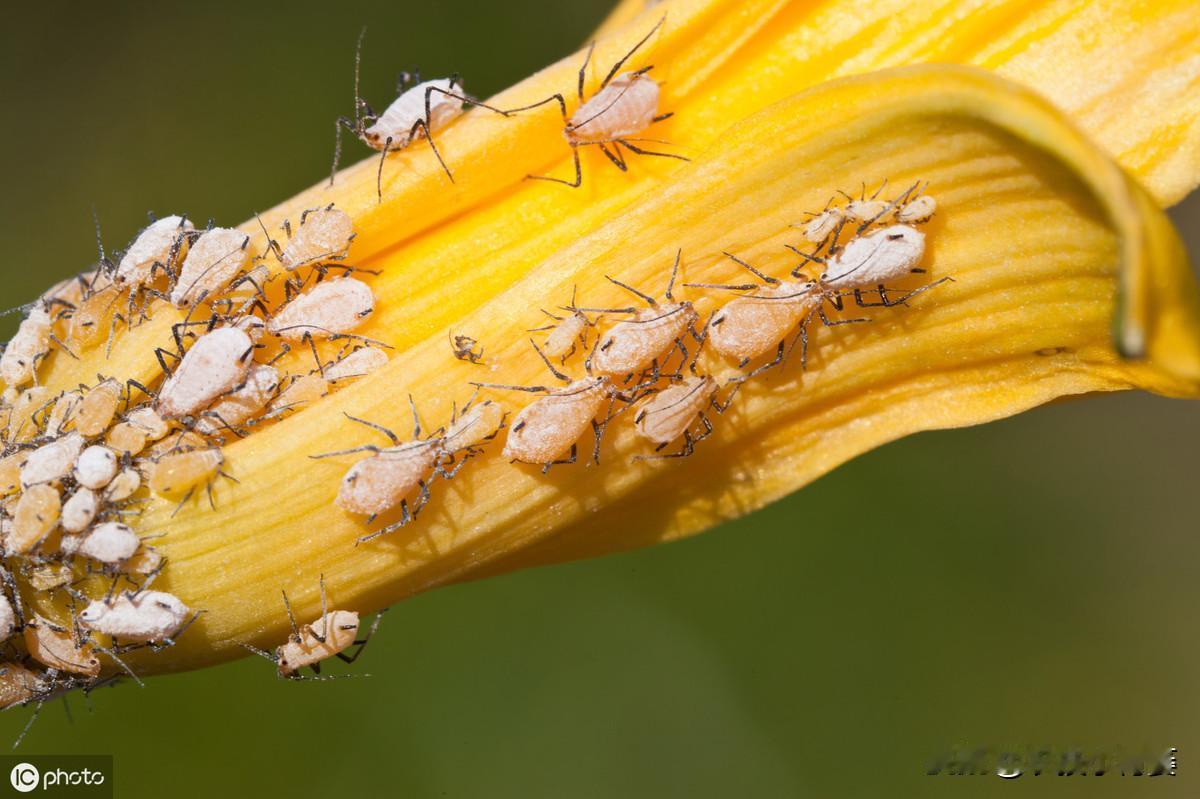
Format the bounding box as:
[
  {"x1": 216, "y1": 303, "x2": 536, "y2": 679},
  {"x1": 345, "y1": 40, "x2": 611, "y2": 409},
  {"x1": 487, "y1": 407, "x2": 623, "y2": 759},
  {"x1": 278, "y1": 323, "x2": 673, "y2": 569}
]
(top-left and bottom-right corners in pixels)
[
  {"x1": 0, "y1": 756, "x2": 111, "y2": 797},
  {"x1": 9, "y1": 764, "x2": 37, "y2": 794}
]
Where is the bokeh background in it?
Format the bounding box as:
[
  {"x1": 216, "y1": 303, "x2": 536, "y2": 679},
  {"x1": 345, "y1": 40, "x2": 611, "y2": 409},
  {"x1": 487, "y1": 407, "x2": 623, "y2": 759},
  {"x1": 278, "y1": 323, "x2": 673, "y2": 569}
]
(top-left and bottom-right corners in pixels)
[{"x1": 1, "y1": 2, "x2": 1198, "y2": 797}]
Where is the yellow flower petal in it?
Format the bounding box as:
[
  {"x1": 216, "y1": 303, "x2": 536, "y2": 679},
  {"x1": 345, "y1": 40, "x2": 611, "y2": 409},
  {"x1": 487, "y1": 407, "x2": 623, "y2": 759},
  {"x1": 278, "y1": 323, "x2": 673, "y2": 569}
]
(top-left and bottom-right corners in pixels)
[{"x1": 90, "y1": 64, "x2": 1196, "y2": 675}]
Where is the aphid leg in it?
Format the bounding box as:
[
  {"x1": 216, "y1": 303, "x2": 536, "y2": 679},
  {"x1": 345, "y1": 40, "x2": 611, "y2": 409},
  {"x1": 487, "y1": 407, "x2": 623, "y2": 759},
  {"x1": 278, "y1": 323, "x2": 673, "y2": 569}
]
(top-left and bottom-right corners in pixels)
[
  {"x1": 375, "y1": 136, "x2": 394, "y2": 204},
  {"x1": 596, "y1": 142, "x2": 628, "y2": 171},
  {"x1": 408, "y1": 114, "x2": 453, "y2": 183},
  {"x1": 527, "y1": 144, "x2": 583, "y2": 188},
  {"x1": 541, "y1": 443, "x2": 577, "y2": 474},
  {"x1": 529, "y1": 339, "x2": 571, "y2": 383},
  {"x1": 612, "y1": 138, "x2": 690, "y2": 164},
  {"x1": 91, "y1": 643, "x2": 144, "y2": 688},
  {"x1": 336, "y1": 607, "x2": 387, "y2": 664}
]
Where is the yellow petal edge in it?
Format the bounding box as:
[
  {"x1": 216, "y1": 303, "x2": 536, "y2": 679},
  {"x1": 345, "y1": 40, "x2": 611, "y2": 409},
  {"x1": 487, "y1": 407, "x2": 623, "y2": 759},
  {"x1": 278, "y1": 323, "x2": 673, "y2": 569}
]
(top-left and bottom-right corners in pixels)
[{"x1": 90, "y1": 63, "x2": 1198, "y2": 675}]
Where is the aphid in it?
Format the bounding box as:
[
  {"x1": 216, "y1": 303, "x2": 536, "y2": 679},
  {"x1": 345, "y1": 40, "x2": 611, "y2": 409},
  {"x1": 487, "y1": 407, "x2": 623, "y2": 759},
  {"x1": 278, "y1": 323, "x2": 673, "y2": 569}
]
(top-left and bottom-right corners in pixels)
[
  {"x1": 148, "y1": 447, "x2": 224, "y2": 504},
  {"x1": 74, "y1": 379, "x2": 121, "y2": 437},
  {"x1": 194, "y1": 364, "x2": 280, "y2": 436},
  {"x1": 78, "y1": 590, "x2": 194, "y2": 645},
  {"x1": 170, "y1": 227, "x2": 252, "y2": 308},
  {"x1": 155, "y1": 327, "x2": 254, "y2": 419},
  {"x1": 0, "y1": 663, "x2": 41, "y2": 710},
  {"x1": 331, "y1": 29, "x2": 510, "y2": 200},
  {"x1": 45, "y1": 391, "x2": 82, "y2": 436},
  {"x1": 449, "y1": 333, "x2": 483, "y2": 365},
  {"x1": 10, "y1": 484, "x2": 60, "y2": 554},
  {"x1": 315, "y1": 399, "x2": 440, "y2": 522},
  {"x1": 105, "y1": 422, "x2": 147, "y2": 456},
  {"x1": 633, "y1": 375, "x2": 722, "y2": 458},
  {"x1": 0, "y1": 452, "x2": 27, "y2": 496},
  {"x1": 143, "y1": 430, "x2": 207, "y2": 459},
  {"x1": 125, "y1": 406, "x2": 169, "y2": 441},
  {"x1": 242, "y1": 576, "x2": 380, "y2": 679},
  {"x1": 0, "y1": 591, "x2": 14, "y2": 642},
  {"x1": 1, "y1": 304, "x2": 52, "y2": 387},
  {"x1": 115, "y1": 215, "x2": 194, "y2": 288},
  {"x1": 799, "y1": 182, "x2": 933, "y2": 243},
  {"x1": 67, "y1": 272, "x2": 121, "y2": 351},
  {"x1": 267, "y1": 277, "x2": 375, "y2": 340},
  {"x1": 273, "y1": 206, "x2": 355, "y2": 272},
  {"x1": 529, "y1": 287, "x2": 594, "y2": 361},
  {"x1": 61, "y1": 487, "x2": 99, "y2": 533},
  {"x1": 441, "y1": 397, "x2": 506, "y2": 462},
  {"x1": 6, "y1": 387, "x2": 50, "y2": 443},
  {"x1": 104, "y1": 468, "x2": 141, "y2": 503},
  {"x1": 27, "y1": 563, "x2": 74, "y2": 592},
  {"x1": 63, "y1": 521, "x2": 140, "y2": 567},
  {"x1": 475, "y1": 342, "x2": 624, "y2": 471},
  {"x1": 323, "y1": 346, "x2": 388, "y2": 382},
  {"x1": 819, "y1": 224, "x2": 928, "y2": 290},
  {"x1": 508, "y1": 17, "x2": 686, "y2": 187},
  {"x1": 73, "y1": 445, "x2": 118, "y2": 490},
  {"x1": 23, "y1": 617, "x2": 101, "y2": 677},
  {"x1": 583, "y1": 251, "x2": 699, "y2": 379},
  {"x1": 267, "y1": 374, "x2": 328, "y2": 416},
  {"x1": 21, "y1": 432, "x2": 85, "y2": 488}
]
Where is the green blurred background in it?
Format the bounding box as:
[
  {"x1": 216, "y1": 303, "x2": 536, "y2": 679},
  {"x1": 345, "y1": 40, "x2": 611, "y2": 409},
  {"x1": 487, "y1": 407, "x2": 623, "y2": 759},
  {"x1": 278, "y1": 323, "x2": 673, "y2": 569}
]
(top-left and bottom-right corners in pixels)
[{"x1": 2, "y1": 2, "x2": 1198, "y2": 796}]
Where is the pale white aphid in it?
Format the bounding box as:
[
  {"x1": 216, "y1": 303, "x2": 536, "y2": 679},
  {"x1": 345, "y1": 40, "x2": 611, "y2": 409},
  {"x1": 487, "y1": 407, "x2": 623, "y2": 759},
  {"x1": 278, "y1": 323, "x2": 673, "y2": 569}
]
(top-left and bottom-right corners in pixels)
[
  {"x1": 20, "y1": 432, "x2": 85, "y2": 488},
  {"x1": 105, "y1": 468, "x2": 142, "y2": 503},
  {"x1": 820, "y1": 225, "x2": 926, "y2": 289},
  {"x1": 541, "y1": 310, "x2": 592, "y2": 360},
  {"x1": 267, "y1": 278, "x2": 375, "y2": 340},
  {"x1": 115, "y1": 215, "x2": 194, "y2": 287},
  {"x1": 170, "y1": 227, "x2": 252, "y2": 308},
  {"x1": 801, "y1": 183, "x2": 935, "y2": 243},
  {"x1": 585, "y1": 252, "x2": 699, "y2": 378},
  {"x1": 897, "y1": 193, "x2": 937, "y2": 223},
  {"x1": 195, "y1": 364, "x2": 280, "y2": 435},
  {"x1": 699, "y1": 253, "x2": 822, "y2": 368},
  {"x1": 61, "y1": 487, "x2": 99, "y2": 533},
  {"x1": 324, "y1": 346, "x2": 388, "y2": 382},
  {"x1": 63, "y1": 521, "x2": 140, "y2": 566},
  {"x1": 242, "y1": 577, "x2": 378, "y2": 679},
  {"x1": 633, "y1": 375, "x2": 720, "y2": 457},
  {"x1": 503, "y1": 378, "x2": 614, "y2": 467},
  {"x1": 320, "y1": 397, "x2": 504, "y2": 539},
  {"x1": 0, "y1": 591, "x2": 15, "y2": 642},
  {"x1": 78, "y1": 590, "x2": 193, "y2": 643},
  {"x1": 125, "y1": 406, "x2": 169, "y2": 441},
  {"x1": 0, "y1": 304, "x2": 53, "y2": 387},
  {"x1": 155, "y1": 327, "x2": 253, "y2": 419},
  {"x1": 279, "y1": 207, "x2": 355, "y2": 272},
  {"x1": 511, "y1": 17, "x2": 684, "y2": 188},
  {"x1": 331, "y1": 30, "x2": 510, "y2": 200},
  {"x1": 73, "y1": 445, "x2": 118, "y2": 489}
]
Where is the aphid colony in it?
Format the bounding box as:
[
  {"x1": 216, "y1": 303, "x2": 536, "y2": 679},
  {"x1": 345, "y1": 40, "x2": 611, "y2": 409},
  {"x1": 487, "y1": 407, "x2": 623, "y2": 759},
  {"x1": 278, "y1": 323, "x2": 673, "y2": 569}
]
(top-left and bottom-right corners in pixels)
[
  {"x1": 321, "y1": 183, "x2": 947, "y2": 541},
  {"x1": 0, "y1": 13, "x2": 952, "y2": 738},
  {"x1": 0, "y1": 202, "x2": 392, "y2": 728}
]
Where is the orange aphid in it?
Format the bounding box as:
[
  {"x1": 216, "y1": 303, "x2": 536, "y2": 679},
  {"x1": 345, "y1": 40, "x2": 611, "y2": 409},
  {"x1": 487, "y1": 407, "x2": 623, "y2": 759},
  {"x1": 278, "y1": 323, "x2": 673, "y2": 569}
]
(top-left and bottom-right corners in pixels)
[
  {"x1": 148, "y1": 449, "x2": 223, "y2": 500},
  {"x1": 10, "y1": 484, "x2": 61, "y2": 554},
  {"x1": 75, "y1": 379, "x2": 121, "y2": 437},
  {"x1": 23, "y1": 617, "x2": 101, "y2": 677}
]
